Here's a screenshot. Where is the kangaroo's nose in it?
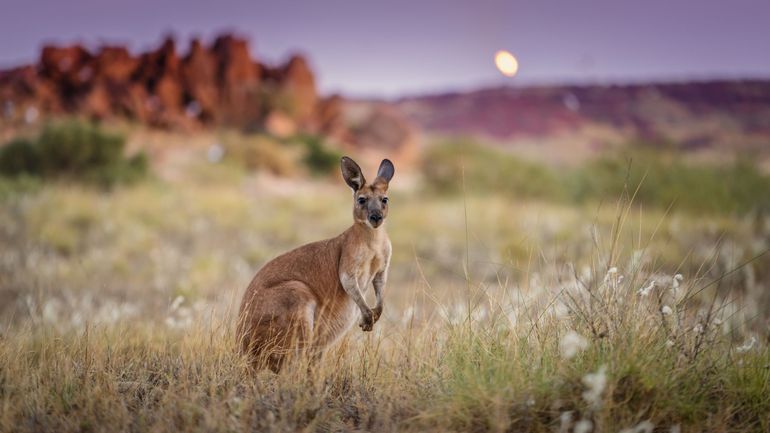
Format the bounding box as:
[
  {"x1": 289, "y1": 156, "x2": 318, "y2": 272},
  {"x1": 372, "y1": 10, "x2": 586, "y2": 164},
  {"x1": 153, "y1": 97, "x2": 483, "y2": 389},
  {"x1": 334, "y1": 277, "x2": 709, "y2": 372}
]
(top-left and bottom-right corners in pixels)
[{"x1": 369, "y1": 214, "x2": 383, "y2": 224}]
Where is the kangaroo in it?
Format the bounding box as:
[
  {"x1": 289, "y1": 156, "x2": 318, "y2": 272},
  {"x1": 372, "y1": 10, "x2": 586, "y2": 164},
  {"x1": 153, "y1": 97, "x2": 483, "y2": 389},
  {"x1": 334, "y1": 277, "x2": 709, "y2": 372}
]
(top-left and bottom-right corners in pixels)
[{"x1": 236, "y1": 156, "x2": 394, "y2": 371}]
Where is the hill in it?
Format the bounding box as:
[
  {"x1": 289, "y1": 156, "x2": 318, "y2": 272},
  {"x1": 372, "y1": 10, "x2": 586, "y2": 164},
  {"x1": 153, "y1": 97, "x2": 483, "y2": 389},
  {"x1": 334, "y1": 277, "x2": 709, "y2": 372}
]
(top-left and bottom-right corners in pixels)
[{"x1": 394, "y1": 81, "x2": 770, "y2": 161}]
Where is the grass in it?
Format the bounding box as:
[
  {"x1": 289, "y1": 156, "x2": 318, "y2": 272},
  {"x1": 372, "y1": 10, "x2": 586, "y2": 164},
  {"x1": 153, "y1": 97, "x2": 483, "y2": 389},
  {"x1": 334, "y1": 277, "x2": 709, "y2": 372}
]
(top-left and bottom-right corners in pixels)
[
  {"x1": 573, "y1": 149, "x2": 770, "y2": 214},
  {"x1": 2, "y1": 256, "x2": 768, "y2": 432},
  {"x1": 423, "y1": 138, "x2": 770, "y2": 215},
  {"x1": 1, "y1": 128, "x2": 769, "y2": 432}
]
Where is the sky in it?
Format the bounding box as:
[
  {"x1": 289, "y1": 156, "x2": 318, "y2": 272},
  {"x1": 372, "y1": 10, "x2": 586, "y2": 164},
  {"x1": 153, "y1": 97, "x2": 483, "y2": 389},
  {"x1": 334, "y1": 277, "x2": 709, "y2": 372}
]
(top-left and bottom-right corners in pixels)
[{"x1": 1, "y1": 0, "x2": 769, "y2": 97}]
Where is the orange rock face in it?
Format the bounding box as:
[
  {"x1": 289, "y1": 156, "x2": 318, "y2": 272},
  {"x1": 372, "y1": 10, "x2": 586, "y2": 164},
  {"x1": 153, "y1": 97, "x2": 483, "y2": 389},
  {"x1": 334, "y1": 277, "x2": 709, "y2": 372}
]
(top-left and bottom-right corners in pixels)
[
  {"x1": 0, "y1": 33, "x2": 315, "y2": 131},
  {"x1": 211, "y1": 35, "x2": 261, "y2": 127}
]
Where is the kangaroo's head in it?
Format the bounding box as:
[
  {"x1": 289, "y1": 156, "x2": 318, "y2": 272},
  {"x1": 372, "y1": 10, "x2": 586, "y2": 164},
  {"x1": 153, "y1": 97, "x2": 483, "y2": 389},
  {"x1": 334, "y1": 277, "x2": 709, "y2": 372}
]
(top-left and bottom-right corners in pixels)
[{"x1": 340, "y1": 156, "x2": 395, "y2": 229}]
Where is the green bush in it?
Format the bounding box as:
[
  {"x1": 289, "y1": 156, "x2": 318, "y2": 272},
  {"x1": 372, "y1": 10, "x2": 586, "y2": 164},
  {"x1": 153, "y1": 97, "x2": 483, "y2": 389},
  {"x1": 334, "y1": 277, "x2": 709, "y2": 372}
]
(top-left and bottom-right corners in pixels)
[
  {"x1": 570, "y1": 151, "x2": 770, "y2": 214},
  {"x1": 423, "y1": 138, "x2": 770, "y2": 215},
  {"x1": 0, "y1": 121, "x2": 147, "y2": 187},
  {"x1": 295, "y1": 134, "x2": 342, "y2": 175},
  {"x1": 423, "y1": 138, "x2": 564, "y2": 199},
  {"x1": 0, "y1": 138, "x2": 43, "y2": 175}
]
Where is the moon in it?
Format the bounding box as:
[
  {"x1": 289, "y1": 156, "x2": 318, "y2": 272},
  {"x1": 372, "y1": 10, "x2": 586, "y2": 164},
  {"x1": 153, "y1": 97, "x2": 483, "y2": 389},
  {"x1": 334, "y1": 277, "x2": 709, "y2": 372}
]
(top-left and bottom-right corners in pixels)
[{"x1": 495, "y1": 50, "x2": 519, "y2": 77}]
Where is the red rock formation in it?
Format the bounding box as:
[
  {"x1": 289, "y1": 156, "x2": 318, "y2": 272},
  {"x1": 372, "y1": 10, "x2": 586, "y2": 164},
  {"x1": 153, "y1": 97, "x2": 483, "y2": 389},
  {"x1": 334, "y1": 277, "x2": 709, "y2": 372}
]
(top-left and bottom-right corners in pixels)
[
  {"x1": 316, "y1": 95, "x2": 346, "y2": 138},
  {"x1": 0, "y1": 65, "x2": 60, "y2": 116},
  {"x1": 278, "y1": 55, "x2": 317, "y2": 122},
  {"x1": 181, "y1": 38, "x2": 218, "y2": 122},
  {"x1": 93, "y1": 46, "x2": 137, "y2": 82},
  {"x1": 0, "y1": 33, "x2": 418, "y2": 159},
  {"x1": 211, "y1": 34, "x2": 261, "y2": 127},
  {"x1": 0, "y1": 33, "x2": 317, "y2": 131},
  {"x1": 39, "y1": 45, "x2": 92, "y2": 90}
]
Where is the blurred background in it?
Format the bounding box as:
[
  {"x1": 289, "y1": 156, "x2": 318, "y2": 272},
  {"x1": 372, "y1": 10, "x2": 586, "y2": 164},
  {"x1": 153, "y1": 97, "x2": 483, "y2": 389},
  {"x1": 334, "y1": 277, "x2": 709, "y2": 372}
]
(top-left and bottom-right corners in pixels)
[{"x1": 1, "y1": 0, "x2": 769, "y2": 334}]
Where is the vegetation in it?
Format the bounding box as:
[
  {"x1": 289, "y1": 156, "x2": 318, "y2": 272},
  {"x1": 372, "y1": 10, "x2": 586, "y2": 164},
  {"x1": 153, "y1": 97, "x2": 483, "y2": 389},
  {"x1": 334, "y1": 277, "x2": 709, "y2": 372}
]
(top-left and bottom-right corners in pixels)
[
  {"x1": 0, "y1": 121, "x2": 147, "y2": 187},
  {"x1": 1, "y1": 173, "x2": 768, "y2": 432},
  {"x1": 0, "y1": 129, "x2": 768, "y2": 432},
  {"x1": 295, "y1": 134, "x2": 343, "y2": 175},
  {"x1": 220, "y1": 132, "x2": 342, "y2": 176},
  {"x1": 424, "y1": 138, "x2": 770, "y2": 214},
  {"x1": 2, "y1": 300, "x2": 768, "y2": 432},
  {"x1": 423, "y1": 138, "x2": 563, "y2": 199},
  {"x1": 220, "y1": 132, "x2": 300, "y2": 176},
  {"x1": 573, "y1": 150, "x2": 770, "y2": 214},
  {"x1": 2, "y1": 212, "x2": 767, "y2": 431}
]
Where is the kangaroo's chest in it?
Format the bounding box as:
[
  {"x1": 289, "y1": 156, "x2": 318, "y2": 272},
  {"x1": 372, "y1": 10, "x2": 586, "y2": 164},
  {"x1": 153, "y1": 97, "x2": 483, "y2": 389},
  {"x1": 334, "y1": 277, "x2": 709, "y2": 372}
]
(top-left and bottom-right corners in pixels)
[
  {"x1": 317, "y1": 247, "x2": 385, "y2": 342},
  {"x1": 314, "y1": 234, "x2": 390, "y2": 347},
  {"x1": 349, "y1": 246, "x2": 387, "y2": 290}
]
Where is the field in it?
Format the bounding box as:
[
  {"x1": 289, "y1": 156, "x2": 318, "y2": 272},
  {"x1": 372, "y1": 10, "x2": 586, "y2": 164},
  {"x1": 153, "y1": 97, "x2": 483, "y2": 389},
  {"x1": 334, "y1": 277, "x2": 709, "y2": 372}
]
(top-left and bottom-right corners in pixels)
[{"x1": 1, "y1": 124, "x2": 769, "y2": 432}]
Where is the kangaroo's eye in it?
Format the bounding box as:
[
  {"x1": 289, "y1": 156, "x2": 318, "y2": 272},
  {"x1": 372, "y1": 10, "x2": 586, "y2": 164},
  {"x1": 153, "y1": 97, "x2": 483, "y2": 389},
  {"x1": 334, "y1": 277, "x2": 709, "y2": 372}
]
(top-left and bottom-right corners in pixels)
[
  {"x1": 382, "y1": 197, "x2": 389, "y2": 204},
  {"x1": 357, "y1": 197, "x2": 366, "y2": 205}
]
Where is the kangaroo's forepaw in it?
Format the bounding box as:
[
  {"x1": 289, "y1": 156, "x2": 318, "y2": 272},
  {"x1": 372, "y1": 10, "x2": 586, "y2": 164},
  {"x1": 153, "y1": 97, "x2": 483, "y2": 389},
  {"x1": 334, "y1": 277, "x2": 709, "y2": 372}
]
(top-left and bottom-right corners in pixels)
[
  {"x1": 359, "y1": 309, "x2": 374, "y2": 332},
  {"x1": 371, "y1": 305, "x2": 383, "y2": 324}
]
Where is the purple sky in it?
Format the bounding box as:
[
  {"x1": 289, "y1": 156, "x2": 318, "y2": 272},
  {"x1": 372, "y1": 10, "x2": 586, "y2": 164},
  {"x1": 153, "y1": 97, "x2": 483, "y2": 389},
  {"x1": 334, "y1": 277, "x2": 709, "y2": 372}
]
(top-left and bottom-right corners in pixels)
[{"x1": 1, "y1": 0, "x2": 769, "y2": 97}]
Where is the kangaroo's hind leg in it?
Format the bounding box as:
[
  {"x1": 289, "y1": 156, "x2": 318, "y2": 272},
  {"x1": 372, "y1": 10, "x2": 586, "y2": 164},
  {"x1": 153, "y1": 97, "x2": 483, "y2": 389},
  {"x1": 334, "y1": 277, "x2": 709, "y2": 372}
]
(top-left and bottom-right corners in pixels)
[{"x1": 238, "y1": 281, "x2": 318, "y2": 372}]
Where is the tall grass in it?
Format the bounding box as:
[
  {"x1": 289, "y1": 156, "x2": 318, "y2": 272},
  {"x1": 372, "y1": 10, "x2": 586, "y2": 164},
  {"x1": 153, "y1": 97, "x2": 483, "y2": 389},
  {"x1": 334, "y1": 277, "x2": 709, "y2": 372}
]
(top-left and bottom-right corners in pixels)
[
  {"x1": 1, "y1": 133, "x2": 768, "y2": 432},
  {"x1": 2, "y1": 258, "x2": 767, "y2": 432},
  {"x1": 1, "y1": 190, "x2": 768, "y2": 432}
]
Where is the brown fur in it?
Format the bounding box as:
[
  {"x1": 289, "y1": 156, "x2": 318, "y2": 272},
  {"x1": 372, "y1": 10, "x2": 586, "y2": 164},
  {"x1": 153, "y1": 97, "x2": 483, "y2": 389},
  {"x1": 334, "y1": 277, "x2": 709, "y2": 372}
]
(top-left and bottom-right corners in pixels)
[{"x1": 236, "y1": 157, "x2": 394, "y2": 371}]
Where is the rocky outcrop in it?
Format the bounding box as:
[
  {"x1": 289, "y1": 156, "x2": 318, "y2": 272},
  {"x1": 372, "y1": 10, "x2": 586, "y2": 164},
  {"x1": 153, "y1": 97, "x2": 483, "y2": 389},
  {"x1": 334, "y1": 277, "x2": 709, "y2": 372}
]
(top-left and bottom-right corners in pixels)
[
  {"x1": 0, "y1": 33, "x2": 322, "y2": 132},
  {"x1": 0, "y1": 33, "x2": 420, "y2": 160}
]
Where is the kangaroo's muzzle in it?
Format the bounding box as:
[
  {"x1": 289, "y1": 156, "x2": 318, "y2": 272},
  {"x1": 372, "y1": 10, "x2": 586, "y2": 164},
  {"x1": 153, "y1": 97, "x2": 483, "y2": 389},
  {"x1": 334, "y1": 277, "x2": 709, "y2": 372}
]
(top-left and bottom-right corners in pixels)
[{"x1": 368, "y1": 213, "x2": 383, "y2": 227}]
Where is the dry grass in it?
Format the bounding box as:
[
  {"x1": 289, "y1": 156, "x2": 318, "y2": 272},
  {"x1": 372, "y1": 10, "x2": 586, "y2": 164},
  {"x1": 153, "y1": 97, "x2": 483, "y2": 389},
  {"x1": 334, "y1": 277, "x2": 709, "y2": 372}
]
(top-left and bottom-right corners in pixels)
[
  {"x1": 2, "y1": 259, "x2": 768, "y2": 432},
  {"x1": 1, "y1": 148, "x2": 769, "y2": 432}
]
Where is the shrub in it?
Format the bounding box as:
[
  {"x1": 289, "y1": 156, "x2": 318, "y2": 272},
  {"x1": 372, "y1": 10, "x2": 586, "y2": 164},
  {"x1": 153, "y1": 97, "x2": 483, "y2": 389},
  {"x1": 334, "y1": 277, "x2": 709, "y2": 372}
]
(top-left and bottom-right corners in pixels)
[
  {"x1": 294, "y1": 134, "x2": 343, "y2": 175},
  {"x1": 0, "y1": 138, "x2": 43, "y2": 176},
  {"x1": 0, "y1": 121, "x2": 147, "y2": 187}
]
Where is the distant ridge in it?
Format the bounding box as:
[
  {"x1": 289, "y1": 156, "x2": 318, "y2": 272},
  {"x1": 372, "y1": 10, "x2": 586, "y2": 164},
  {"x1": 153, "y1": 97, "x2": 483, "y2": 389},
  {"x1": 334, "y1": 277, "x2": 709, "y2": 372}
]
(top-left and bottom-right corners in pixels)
[{"x1": 394, "y1": 80, "x2": 770, "y2": 152}]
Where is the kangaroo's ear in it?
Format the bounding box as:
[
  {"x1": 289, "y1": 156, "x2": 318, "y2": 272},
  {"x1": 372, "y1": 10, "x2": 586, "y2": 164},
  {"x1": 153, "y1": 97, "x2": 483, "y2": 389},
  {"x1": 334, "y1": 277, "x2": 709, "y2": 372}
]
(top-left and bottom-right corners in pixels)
[
  {"x1": 341, "y1": 156, "x2": 365, "y2": 191},
  {"x1": 373, "y1": 159, "x2": 395, "y2": 186}
]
